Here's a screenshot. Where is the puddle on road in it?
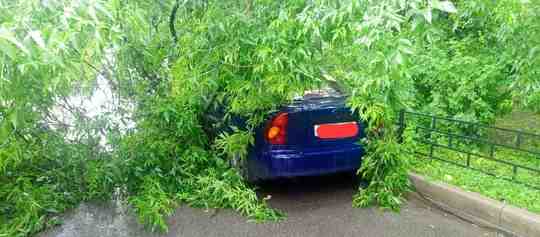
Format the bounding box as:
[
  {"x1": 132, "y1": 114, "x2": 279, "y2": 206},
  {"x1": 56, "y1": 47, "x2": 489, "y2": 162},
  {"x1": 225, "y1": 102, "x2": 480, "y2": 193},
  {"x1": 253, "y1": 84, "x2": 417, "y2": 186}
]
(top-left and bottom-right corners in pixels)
[{"x1": 39, "y1": 200, "x2": 149, "y2": 237}]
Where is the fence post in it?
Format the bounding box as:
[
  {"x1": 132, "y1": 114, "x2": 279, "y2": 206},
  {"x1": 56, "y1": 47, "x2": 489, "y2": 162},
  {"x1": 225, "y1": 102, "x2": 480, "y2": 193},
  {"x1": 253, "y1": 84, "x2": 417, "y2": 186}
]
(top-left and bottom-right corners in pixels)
[
  {"x1": 516, "y1": 131, "x2": 523, "y2": 148},
  {"x1": 429, "y1": 116, "x2": 437, "y2": 160}
]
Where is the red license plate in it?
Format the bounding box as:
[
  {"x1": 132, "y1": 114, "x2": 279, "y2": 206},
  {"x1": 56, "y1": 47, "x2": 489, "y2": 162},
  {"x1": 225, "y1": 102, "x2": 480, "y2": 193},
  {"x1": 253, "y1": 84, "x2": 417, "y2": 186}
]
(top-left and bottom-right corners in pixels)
[{"x1": 314, "y1": 122, "x2": 358, "y2": 139}]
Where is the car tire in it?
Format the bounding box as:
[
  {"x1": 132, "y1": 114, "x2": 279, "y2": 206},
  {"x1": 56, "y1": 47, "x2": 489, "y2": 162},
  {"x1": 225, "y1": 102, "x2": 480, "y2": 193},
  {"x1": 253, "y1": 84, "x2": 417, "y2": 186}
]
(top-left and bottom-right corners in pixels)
[{"x1": 348, "y1": 171, "x2": 368, "y2": 189}]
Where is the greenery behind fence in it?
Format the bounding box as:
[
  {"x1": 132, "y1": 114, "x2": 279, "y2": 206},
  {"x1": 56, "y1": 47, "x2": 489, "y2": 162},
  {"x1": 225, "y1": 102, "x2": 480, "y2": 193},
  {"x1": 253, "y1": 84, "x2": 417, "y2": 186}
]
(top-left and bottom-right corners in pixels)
[{"x1": 402, "y1": 111, "x2": 540, "y2": 189}]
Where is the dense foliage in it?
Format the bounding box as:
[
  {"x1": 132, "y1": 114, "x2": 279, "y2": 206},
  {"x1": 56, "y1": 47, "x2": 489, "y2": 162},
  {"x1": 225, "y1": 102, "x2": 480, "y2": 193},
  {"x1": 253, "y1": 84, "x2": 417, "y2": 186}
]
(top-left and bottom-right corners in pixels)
[
  {"x1": 1, "y1": 0, "x2": 539, "y2": 236},
  {"x1": 411, "y1": 0, "x2": 540, "y2": 121},
  {"x1": 0, "y1": 1, "x2": 114, "y2": 235}
]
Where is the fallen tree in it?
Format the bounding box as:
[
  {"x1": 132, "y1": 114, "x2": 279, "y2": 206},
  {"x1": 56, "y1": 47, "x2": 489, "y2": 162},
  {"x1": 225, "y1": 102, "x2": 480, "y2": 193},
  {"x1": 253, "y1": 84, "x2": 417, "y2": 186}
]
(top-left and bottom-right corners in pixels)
[{"x1": 1, "y1": 0, "x2": 539, "y2": 236}]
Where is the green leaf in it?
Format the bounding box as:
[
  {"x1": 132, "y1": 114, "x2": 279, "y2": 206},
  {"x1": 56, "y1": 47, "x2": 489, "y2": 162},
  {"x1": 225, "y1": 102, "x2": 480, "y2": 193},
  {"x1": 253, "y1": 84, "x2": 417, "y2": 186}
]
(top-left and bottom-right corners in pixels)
[
  {"x1": 0, "y1": 28, "x2": 29, "y2": 56},
  {"x1": 29, "y1": 31, "x2": 46, "y2": 49},
  {"x1": 423, "y1": 8, "x2": 433, "y2": 23},
  {"x1": 0, "y1": 39, "x2": 17, "y2": 59},
  {"x1": 433, "y1": 1, "x2": 457, "y2": 14}
]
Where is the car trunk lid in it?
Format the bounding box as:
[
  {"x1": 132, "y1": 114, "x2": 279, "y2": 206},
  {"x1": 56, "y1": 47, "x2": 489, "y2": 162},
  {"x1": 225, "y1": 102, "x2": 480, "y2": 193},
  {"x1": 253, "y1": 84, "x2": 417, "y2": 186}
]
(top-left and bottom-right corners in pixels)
[{"x1": 280, "y1": 90, "x2": 364, "y2": 148}]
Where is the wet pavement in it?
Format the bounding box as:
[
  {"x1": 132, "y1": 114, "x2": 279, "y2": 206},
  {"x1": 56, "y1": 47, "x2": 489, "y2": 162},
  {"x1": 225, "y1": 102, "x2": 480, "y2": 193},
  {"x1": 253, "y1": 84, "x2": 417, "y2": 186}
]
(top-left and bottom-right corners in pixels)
[{"x1": 39, "y1": 173, "x2": 503, "y2": 237}]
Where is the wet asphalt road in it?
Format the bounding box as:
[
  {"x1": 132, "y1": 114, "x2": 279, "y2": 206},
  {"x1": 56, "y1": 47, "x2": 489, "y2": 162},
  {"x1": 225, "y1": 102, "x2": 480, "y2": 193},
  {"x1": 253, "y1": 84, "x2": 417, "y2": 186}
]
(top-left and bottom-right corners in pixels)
[{"x1": 39, "y1": 173, "x2": 503, "y2": 237}]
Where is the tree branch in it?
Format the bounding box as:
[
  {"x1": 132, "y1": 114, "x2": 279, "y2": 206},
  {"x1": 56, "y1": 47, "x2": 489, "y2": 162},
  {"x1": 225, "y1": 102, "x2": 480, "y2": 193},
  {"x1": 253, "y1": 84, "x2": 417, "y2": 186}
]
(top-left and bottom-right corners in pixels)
[{"x1": 170, "y1": 0, "x2": 181, "y2": 44}]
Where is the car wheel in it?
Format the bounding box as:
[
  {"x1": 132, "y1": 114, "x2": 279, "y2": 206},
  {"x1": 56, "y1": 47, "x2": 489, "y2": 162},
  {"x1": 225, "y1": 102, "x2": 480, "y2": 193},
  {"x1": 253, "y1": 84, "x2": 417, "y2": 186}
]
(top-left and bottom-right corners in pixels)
[{"x1": 349, "y1": 171, "x2": 368, "y2": 189}]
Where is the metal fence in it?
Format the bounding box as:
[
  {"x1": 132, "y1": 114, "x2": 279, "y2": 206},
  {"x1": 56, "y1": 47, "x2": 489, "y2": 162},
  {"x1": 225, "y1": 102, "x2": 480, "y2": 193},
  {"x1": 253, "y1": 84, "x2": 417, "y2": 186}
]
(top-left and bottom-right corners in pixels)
[{"x1": 398, "y1": 110, "x2": 540, "y2": 190}]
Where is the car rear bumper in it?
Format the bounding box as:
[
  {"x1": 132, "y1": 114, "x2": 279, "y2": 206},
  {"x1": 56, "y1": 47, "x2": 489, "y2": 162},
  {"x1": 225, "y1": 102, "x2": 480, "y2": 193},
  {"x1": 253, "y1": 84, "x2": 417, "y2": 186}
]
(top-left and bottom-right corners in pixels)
[{"x1": 255, "y1": 144, "x2": 363, "y2": 179}]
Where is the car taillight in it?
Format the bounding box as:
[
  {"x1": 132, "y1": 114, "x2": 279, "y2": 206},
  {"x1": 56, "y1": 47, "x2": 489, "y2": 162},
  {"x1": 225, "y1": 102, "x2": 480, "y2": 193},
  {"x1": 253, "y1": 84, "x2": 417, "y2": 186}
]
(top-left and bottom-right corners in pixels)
[{"x1": 266, "y1": 112, "x2": 288, "y2": 145}]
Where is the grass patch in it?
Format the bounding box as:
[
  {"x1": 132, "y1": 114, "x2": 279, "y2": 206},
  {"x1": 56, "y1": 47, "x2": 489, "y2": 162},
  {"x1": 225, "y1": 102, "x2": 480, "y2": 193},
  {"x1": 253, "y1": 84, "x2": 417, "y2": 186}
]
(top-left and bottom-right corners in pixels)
[
  {"x1": 494, "y1": 110, "x2": 540, "y2": 134},
  {"x1": 410, "y1": 154, "x2": 540, "y2": 214}
]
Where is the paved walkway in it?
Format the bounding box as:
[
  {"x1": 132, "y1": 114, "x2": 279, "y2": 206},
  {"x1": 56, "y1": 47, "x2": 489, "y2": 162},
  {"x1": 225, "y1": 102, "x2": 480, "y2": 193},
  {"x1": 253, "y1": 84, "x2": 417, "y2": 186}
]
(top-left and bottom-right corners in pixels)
[{"x1": 39, "y1": 174, "x2": 503, "y2": 237}]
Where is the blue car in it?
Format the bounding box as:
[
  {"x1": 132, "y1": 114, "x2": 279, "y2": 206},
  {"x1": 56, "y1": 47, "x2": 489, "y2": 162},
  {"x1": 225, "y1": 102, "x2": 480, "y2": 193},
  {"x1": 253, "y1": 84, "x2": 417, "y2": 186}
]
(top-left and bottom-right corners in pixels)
[{"x1": 230, "y1": 89, "x2": 366, "y2": 182}]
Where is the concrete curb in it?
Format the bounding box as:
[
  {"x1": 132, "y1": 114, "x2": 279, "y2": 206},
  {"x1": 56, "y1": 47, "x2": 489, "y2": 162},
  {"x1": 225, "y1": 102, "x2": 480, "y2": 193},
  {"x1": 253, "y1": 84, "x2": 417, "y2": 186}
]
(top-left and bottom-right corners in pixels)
[{"x1": 409, "y1": 173, "x2": 540, "y2": 237}]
